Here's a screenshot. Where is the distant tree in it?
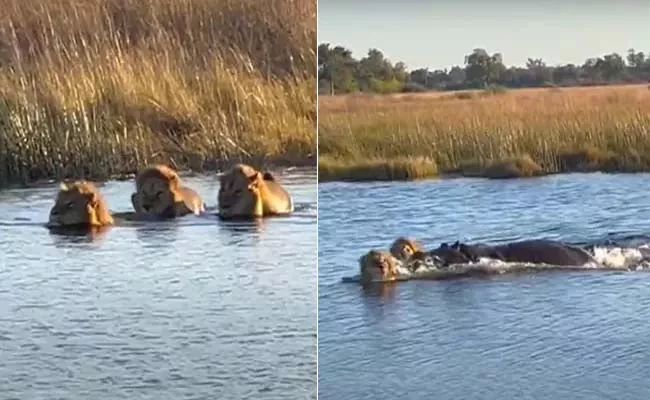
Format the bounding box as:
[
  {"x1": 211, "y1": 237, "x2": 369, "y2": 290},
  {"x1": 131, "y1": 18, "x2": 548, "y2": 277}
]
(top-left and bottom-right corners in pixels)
[
  {"x1": 502, "y1": 67, "x2": 533, "y2": 87},
  {"x1": 357, "y1": 49, "x2": 393, "y2": 91},
  {"x1": 464, "y1": 48, "x2": 505, "y2": 88},
  {"x1": 627, "y1": 48, "x2": 645, "y2": 68},
  {"x1": 525, "y1": 58, "x2": 553, "y2": 86},
  {"x1": 447, "y1": 66, "x2": 466, "y2": 89},
  {"x1": 429, "y1": 69, "x2": 452, "y2": 89},
  {"x1": 318, "y1": 42, "x2": 650, "y2": 95},
  {"x1": 393, "y1": 61, "x2": 408, "y2": 83},
  {"x1": 581, "y1": 57, "x2": 602, "y2": 82},
  {"x1": 409, "y1": 68, "x2": 429, "y2": 86},
  {"x1": 626, "y1": 49, "x2": 649, "y2": 81},
  {"x1": 318, "y1": 43, "x2": 358, "y2": 94},
  {"x1": 596, "y1": 53, "x2": 625, "y2": 81},
  {"x1": 553, "y1": 64, "x2": 580, "y2": 85}
]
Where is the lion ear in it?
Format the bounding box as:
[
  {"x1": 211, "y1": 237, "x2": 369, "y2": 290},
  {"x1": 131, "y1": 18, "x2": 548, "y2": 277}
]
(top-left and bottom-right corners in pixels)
[
  {"x1": 169, "y1": 174, "x2": 181, "y2": 188},
  {"x1": 262, "y1": 172, "x2": 276, "y2": 182},
  {"x1": 86, "y1": 192, "x2": 99, "y2": 208},
  {"x1": 248, "y1": 178, "x2": 260, "y2": 190},
  {"x1": 358, "y1": 254, "x2": 367, "y2": 266},
  {"x1": 248, "y1": 171, "x2": 262, "y2": 183}
]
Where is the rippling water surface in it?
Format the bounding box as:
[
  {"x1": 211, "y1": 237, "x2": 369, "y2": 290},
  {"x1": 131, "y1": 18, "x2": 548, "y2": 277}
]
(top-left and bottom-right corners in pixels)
[
  {"x1": 319, "y1": 173, "x2": 650, "y2": 400},
  {"x1": 0, "y1": 169, "x2": 317, "y2": 400}
]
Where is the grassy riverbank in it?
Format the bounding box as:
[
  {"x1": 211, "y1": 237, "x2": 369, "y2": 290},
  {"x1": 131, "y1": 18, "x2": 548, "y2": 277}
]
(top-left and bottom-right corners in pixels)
[
  {"x1": 0, "y1": 0, "x2": 316, "y2": 186},
  {"x1": 318, "y1": 85, "x2": 650, "y2": 182}
]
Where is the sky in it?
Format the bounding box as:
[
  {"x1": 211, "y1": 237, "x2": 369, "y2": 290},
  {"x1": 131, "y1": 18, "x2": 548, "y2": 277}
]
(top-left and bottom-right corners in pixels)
[{"x1": 318, "y1": 1, "x2": 650, "y2": 70}]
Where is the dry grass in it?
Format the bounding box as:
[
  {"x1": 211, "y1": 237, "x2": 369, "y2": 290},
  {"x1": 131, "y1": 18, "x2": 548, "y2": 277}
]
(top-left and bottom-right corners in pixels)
[
  {"x1": 318, "y1": 155, "x2": 437, "y2": 182},
  {"x1": 0, "y1": 0, "x2": 316, "y2": 186},
  {"x1": 318, "y1": 85, "x2": 650, "y2": 181}
]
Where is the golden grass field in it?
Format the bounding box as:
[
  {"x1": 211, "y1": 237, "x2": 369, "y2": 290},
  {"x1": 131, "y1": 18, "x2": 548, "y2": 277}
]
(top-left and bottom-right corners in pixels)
[
  {"x1": 318, "y1": 84, "x2": 650, "y2": 182},
  {"x1": 0, "y1": 0, "x2": 316, "y2": 186}
]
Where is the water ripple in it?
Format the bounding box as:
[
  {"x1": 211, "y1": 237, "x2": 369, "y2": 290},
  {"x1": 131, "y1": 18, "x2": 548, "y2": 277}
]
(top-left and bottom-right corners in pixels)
[
  {"x1": 0, "y1": 171, "x2": 316, "y2": 400},
  {"x1": 319, "y1": 173, "x2": 650, "y2": 400}
]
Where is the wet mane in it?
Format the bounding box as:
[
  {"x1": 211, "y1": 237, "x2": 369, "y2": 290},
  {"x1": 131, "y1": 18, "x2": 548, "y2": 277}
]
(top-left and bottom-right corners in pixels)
[
  {"x1": 135, "y1": 165, "x2": 181, "y2": 189},
  {"x1": 60, "y1": 180, "x2": 99, "y2": 195}
]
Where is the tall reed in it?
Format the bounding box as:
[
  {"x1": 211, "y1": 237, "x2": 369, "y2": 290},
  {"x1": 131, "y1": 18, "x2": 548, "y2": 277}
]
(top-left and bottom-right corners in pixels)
[{"x1": 0, "y1": 0, "x2": 316, "y2": 186}]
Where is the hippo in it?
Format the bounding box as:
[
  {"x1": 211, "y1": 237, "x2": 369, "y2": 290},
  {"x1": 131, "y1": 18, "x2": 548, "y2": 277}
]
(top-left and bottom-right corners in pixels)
[{"x1": 426, "y1": 239, "x2": 596, "y2": 268}]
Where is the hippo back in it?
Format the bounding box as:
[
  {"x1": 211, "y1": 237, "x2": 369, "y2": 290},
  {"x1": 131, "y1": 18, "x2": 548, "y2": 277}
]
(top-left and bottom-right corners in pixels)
[
  {"x1": 496, "y1": 239, "x2": 594, "y2": 266},
  {"x1": 454, "y1": 242, "x2": 505, "y2": 262}
]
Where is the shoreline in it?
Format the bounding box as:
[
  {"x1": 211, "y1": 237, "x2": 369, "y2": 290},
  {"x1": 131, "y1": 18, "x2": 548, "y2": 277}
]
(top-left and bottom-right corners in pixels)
[
  {"x1": 318, "y1": 170, "x2": 644, "y2": 184},
  {"x1": 0, "y1": 156, "x2": 316, "y2": 189},
  {"x1": 318, "y1": 158, "x2": 650, "y2": 183}
]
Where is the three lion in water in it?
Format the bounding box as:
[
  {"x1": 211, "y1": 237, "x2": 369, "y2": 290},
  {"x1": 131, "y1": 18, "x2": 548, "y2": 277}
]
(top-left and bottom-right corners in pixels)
[{"x1": 46, "y1": 163, "x2": 294, "y2": 230}]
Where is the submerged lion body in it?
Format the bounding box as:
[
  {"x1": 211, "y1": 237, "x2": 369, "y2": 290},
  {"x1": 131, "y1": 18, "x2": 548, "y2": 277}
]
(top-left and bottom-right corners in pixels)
[
  {"x1": 131, "y1": 164, "x2": 205, "y2": 218},
  {"x1": 218, "y1": 164, "x2": 293, "y2": 219}
]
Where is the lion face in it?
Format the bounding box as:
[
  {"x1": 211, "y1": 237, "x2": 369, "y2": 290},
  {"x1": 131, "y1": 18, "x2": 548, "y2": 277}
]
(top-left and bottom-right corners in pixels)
[
  {"x1": 359, "y1": 250, "x2": 399, "y2": 284},
  {"x1": 218, "y1": 164, "x2": 264, "y2": 218},
  {"x1": 132, "y1": 176, "x2": 177, "y2": 216},
  {"x1": 131, "y1": 165, "x2": 185, "y2": 218},
  {"x1": 390, "y1": 237, "x2": 422, "y2": 262},
  {"x1": 48, "y1": 181, "x2": 113, "y2": 227}
]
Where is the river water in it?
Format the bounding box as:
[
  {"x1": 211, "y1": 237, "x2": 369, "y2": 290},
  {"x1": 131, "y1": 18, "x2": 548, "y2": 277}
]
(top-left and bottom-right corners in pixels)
[
  {"x1": 318, "y1": 173, "x2": 650, "y2": 400},
  {"x1": 0, "y1": 169, "x2": 317, "y2": 400}
]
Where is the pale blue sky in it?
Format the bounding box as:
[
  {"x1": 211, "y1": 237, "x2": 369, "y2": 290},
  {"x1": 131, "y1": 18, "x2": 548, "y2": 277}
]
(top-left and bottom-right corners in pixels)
[{"x1": 318, "y1": 1, "x2": 650, "y2": 70}]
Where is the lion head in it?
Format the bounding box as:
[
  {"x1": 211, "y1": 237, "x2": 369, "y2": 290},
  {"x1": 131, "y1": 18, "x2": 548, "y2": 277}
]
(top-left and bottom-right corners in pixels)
[
  {"x1": 48, "y1": 181, "x2": 114, "y2": 228},
  {"x1": 218, "y1": 163, "x2": 293, "y2": 219},
  {"x1": 359, "y1": 250, "x2": 400, "y2": 284},
  {"x1": 218, "y1": 164, "x2": 265, "y2": 218},
  {"x1": 131, "y1": 164, "x2": 204, "y2": 218},
  {"x1": 390, "y1": 237, "x2": 422, "y2": 262}
]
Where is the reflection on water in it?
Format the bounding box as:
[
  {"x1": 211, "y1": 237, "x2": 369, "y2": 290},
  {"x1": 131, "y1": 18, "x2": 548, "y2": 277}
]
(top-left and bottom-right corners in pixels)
[
  {"x1": 319, "y1": 173, "x2": 650, "y2": 400},
  {"x1": 0, "y1": 168, "x2": 317, "y2": 400},
  {"x1": 47, "y1": 226, "x2": 114, "y2": 246}
]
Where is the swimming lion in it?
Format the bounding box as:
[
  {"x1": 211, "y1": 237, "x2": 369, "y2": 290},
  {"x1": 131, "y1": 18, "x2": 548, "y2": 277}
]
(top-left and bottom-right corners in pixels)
[
  {"x1": 47, "y1": 181, "x2": 114, "y2": 228},
  {"x1": 218, "y1": 164, "x2": 293, "y2": 219},
  {"x1": 359, "y1": 250, "x2": 400, "y2": 284},
  {"x1": 131, "y1": 164, "x2": 205, "y2": 218},
  {"x1": 389, "y1": 237, "x2": 422, "y2": 262}
]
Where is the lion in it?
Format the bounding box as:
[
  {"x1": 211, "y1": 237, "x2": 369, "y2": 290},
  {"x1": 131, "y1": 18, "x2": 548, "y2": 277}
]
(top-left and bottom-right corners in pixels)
[
  {"x1": 359, "y1": 250, "x2": 400, "y2": 284},
  {"x1": 390, "y1": 237, "x2": 422, "y2": 262},
  {"x1": 131, "y1": 164, "x2": 205, "y2": 218},
  {"x1": 218, "y1": 164, "x2": 293, "y2": 219},
  {"x1": 47, "y1": 181, "x2": 114, "y2": 228}
]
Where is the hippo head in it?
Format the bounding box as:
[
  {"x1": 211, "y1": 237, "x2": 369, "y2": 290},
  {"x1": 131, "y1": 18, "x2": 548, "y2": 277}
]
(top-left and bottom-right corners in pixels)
[
  {"x1": 428, "y1": 242, "x2": 474, "y2": 267},
  {"x1": 405, "y1": 250, "x2": 444, "y2": 272}
]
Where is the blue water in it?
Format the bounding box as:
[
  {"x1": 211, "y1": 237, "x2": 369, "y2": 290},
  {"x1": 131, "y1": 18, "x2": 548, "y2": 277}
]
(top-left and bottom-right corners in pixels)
[
  {"x1": 318, "y1": 173, "x2": 650, "y2": 400},
  {"x1": 0, "y1": 168, "x2": 317, "y2": 400}
]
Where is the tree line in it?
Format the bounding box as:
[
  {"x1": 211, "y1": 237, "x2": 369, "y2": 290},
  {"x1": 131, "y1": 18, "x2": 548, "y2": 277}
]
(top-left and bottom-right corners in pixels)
[{"x1": 318, "y1": 43, "x2": 650, "y2": 94}]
